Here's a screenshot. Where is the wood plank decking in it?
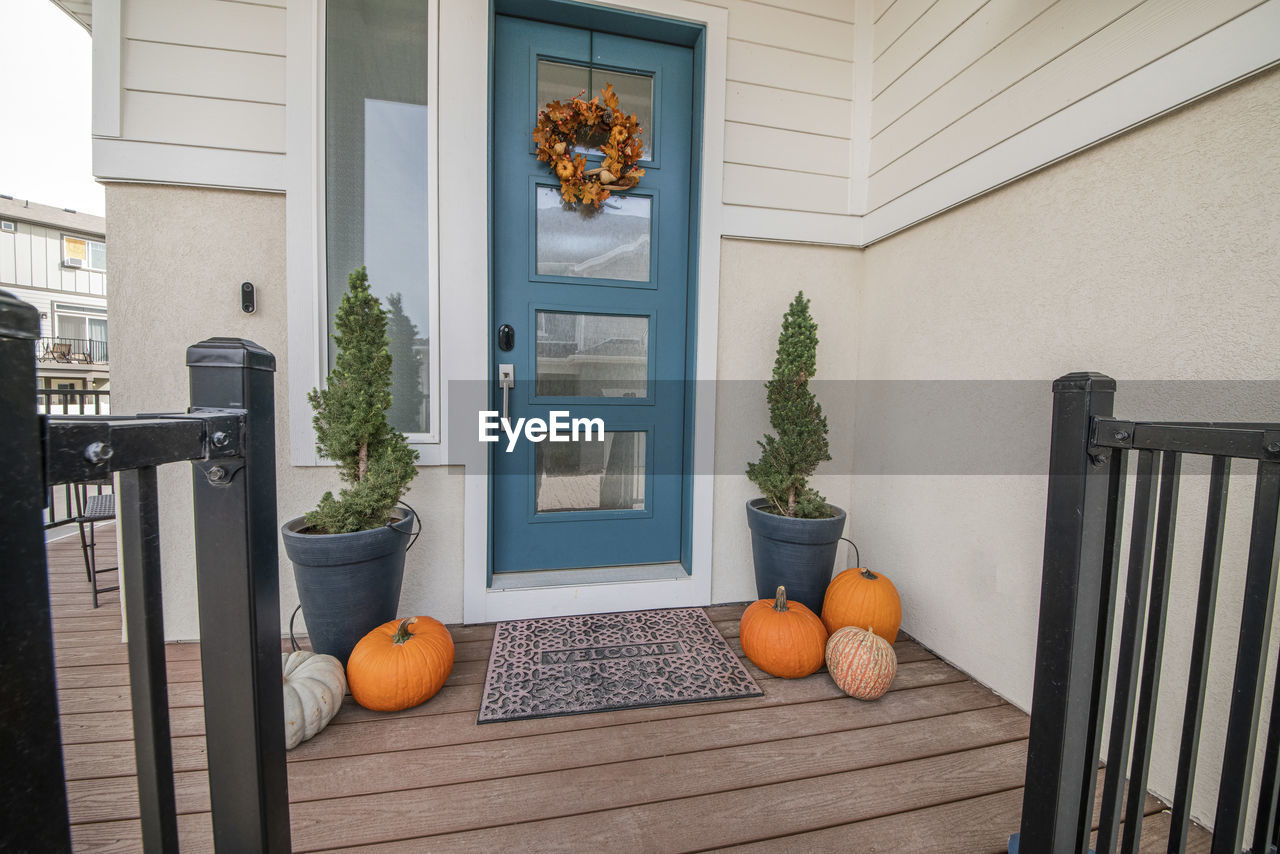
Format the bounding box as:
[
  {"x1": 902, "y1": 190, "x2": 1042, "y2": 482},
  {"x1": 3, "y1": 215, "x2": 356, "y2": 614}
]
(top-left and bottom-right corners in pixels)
[{"x1": 45, "y1": 530, "x2": 1209, "y2": 852}]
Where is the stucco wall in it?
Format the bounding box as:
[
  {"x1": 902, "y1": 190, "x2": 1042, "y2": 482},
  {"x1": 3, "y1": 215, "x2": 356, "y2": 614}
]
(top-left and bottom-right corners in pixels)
[
  {"x1": 856, "y1": 66, "x2": 1280, "y2": 826},
  {"x1": 107, "y1": 185, "x2": 465, "y2": 641},
  {"x1": 712, "y1": 238, "x2": 860, "y2": 605}
]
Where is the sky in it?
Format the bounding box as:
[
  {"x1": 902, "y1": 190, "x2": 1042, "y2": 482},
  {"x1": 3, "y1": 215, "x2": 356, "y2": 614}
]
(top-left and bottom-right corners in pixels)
[{"x1": 0, "y1": 0, "x2": 103, "y2": 216}]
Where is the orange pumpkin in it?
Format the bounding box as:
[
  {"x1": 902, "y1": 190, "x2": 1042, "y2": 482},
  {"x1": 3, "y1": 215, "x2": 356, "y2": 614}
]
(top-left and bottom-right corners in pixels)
[
  {"x1": 739, "y1": 586, "x2": 829, "y2": 679},
  {"x1": 347, "y1": 617, "x2": 455, "y2": 712},
  {"x1": 826, "y1": 626, "x2": 897, "y2": 700},
  {"x1": 821, "y1": 567, "x2": 902, "y2": 644}
]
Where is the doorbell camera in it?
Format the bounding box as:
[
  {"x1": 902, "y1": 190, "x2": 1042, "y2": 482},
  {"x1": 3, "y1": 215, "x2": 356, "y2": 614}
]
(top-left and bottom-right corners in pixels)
[{"x1": 241, "y1": 281, "x2": 256, "y2": 314}]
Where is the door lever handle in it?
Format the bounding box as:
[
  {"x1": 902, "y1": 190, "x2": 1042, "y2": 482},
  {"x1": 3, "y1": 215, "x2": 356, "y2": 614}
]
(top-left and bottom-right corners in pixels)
[{"x1": 498, "y1": 363, "x2": 515, "y2": 421}]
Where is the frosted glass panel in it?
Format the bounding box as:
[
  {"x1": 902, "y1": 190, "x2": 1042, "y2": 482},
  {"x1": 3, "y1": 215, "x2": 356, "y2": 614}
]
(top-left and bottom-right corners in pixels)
[
  {"x1": 536, "y1": 431, "x2": 646, "y2": 513},
  {"x1": 536, "y1": 61, "x2": 652, "y2": 158},
  {"x1": 536, "y1": 311, "x2": 648, "y2": 398},
  {"x1": 536, "y1": 187, "x2": 651, "y2": 282}
]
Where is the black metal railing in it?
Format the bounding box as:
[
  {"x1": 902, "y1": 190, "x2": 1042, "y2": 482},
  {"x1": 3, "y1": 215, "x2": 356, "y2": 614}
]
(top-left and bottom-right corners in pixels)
[
  {"x1": 0, "y1": 290, "x2": 289, "y2": 853},
  {"x1": 38, "y1": 390, "x2": 113, "y2": 529},
  {"x1": 36, "y1": 335, "x2": 110, "y2": 364},
  {"x1": 37, "y1": 387, "x2": 111, "y2": 415},
  {"x1": 1012, "y1": 373, "x2": 1280, "y2": 854}
]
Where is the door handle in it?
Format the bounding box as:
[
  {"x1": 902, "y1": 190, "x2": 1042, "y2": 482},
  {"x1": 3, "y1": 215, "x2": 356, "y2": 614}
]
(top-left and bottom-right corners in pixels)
[{"x1": 498, "y1": 363, "x2": 515, "y2": 421}]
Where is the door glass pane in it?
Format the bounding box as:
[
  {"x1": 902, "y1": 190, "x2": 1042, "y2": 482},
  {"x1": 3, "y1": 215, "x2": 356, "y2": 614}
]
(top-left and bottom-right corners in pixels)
[
  {"x1": 536, "y1": 431, "x2": 646, "y2": 512},
  {"x1": 535, "y1": 61, "x2": 653, "y2": 159},
  {"x1": 536, "y1": 187, "x2": 651, "y2": 282},
  {"x1": 536, "y1": 310, "x2": 648, "y2": 397}
]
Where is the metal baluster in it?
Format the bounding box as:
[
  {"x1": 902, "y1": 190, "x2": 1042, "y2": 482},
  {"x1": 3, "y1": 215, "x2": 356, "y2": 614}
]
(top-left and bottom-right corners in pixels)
[
  {"x1": 1097, "y1": 449, "x2": 1160, "y2": 854},
  {"x1": 1016, "y1": 372, "x2": 1117, "y2": 854},
  {"x1": 0, "y1": 290, "x2": 72, "y2": 852},
  {"x1": 1212, "y1": 460, "x2": 1280, "y2": 854},
  {"x1": 1253, "y1": 644, "x2": 1280, "y2": 852},
  {"x1": 1120, "y1": 451, "x2": 1181, "y2": 852},
  {"x1": 1167, "y1": 456, "x2": 1230, "y2": 854},
  {"x1": 118, "y1": 465, "x2": 179, "y2": 852},
  {"x1": 188, "y1": 339, "x2": 290, "y2": 853}
]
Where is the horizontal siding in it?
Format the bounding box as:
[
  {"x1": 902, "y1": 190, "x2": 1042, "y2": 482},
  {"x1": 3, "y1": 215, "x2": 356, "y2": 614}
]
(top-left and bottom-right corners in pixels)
[
  {"x1": 873, "y1": 0, "x2": 984, "y2": 97},
  {"x1": 722, "y1": 163, "x2": 850, "y2": 213},
  {"x1": 726, "y1": 81, "x2": 854, "y2": 138},
  {"x1": 122, "y1": 40, "x2": 286, "y2": 104},
  {"x1": 108, "y1": 0, "x2": 287, "y2": 183},
  {"x1": 719, "y1": 0, "x2": 856, "y2": 215},
  {"x1": 867, "y1": 0, "x2": 1265, "y2": 209},
  {"x1": 871, "y1": 0, "x2": 1059, "y2": 135},
  {"x1": 873, "y1": 0, "x2": 933, "y2": 59},
  {"x1": 121, "y1": 91, "x2": 285, "y2": 153},
  {"x1": 724, "y1": 123, "x2": 851, "y2": 176},
  {"x1": 124, "y1": 0, "x2": 285, "y2": 56},
  {"x1": 725, "y1": 0, "x2": 855, "y2": 60},
  {"x1": 744, "y1": 0, "x2": 855, "y2": 22},
  {"x1": 727, "y1": 39, "x2": 853, "y2": 99},
  {"x1": 871, "y1": 0, "x2": 1145, "y2": 168}
]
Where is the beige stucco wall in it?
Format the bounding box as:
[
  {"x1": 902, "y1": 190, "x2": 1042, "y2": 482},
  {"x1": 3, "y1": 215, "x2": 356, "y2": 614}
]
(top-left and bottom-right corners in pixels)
[
  {"x1": 107, "y1": 185, "x2": 465, "y2": 641},
  {"x1": 856, "y1": 66, "x2": 1280, "y2": 825},
  {"x1": 711, "y1": 238, "x2": 861, "y2": 605}
]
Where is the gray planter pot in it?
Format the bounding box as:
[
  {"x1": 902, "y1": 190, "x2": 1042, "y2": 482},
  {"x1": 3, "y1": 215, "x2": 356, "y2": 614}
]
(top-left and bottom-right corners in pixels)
[
  {"x1": 745, "y1": 498, "x2": 846, "y2": 615},
  {"x1": 281, "y1": 508, "x2": 414, "y2": 665}
]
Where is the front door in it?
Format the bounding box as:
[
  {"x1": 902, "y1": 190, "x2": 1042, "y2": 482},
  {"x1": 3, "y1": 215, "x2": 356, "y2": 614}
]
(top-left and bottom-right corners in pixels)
[{"x1": 491, "y1": 15, "x2": 695, "y2": 575}]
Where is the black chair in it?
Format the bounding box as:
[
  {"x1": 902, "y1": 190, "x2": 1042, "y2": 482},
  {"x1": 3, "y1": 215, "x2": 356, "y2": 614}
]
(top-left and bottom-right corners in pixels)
[{"x1": 74, "y1": 482, "x2": 118, "y2": 608}]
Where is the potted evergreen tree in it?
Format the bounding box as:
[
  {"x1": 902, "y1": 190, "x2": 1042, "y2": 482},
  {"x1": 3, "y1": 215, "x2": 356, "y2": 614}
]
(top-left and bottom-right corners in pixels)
[
  {"x1": 745, "y1": 291, "x2": 846, "y2": 614},
  {"x1": 282, "y1": 267, "x2": 419, "y2": 665}
]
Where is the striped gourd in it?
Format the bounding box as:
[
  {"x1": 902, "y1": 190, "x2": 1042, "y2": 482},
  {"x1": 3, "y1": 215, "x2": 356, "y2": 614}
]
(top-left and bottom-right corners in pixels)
[{"x1": 826, "y1": 626, "x2": 897, "y2": 700}]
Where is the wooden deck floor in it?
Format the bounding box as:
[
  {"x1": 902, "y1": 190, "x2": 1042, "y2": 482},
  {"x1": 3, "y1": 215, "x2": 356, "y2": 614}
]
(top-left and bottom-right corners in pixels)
[{"x1": 47, "y1": 530, "x2": 1209, "y2": 852}]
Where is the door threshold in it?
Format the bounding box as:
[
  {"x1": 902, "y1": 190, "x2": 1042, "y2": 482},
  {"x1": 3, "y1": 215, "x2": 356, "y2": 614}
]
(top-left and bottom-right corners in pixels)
[{"x1": 490, "y1": 562, "x2": 688, "y2": 591}]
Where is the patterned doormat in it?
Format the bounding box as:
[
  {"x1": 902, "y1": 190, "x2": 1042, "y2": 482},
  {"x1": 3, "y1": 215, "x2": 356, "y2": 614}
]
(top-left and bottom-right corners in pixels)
[{"x1": 478, "y1": 608, "x2": 762, "y2": 723}]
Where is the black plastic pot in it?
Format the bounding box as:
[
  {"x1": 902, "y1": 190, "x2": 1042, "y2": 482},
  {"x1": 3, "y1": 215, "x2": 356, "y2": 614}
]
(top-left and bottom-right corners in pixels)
[
  {"x1": 281, "y1": 508, "x2": 414, "y2": 665},
  {"x1": 745, "y1": 498, "x2": 846, "y2": 615}
]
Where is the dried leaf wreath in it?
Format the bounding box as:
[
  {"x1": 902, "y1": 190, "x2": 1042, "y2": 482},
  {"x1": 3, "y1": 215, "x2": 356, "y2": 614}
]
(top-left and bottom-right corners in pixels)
[{"x1": 533, "y1": 83, "x2": 646, "y2": 208}]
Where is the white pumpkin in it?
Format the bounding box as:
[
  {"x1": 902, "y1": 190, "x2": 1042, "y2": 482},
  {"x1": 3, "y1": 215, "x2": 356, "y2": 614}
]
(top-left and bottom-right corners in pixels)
[{"x1": 282, "y1": 650, "x2": 346, "y2": 749}]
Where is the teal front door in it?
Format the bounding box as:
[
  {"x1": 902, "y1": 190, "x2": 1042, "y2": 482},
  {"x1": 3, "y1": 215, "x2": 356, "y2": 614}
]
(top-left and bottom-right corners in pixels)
[{"x1": 491, "y1": 15, "x2": 695, "y2": 575}]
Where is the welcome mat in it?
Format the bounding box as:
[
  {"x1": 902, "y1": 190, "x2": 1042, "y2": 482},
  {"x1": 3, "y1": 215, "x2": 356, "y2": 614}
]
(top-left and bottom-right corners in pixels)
[{"x1": 478, "y1": 608, "x2": 762, "y2": 723}]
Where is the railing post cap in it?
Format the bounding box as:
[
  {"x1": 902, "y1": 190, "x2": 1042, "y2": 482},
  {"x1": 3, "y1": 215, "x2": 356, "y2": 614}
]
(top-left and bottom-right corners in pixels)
[
  {"x1": 1052, "y1": 372, "x2": 1116, "y2": 393},
  {"x1": 0, "y1": 289, "x2": 40, "y2": 341},
  {"x1": 187, "y1": 337, "x2": 276, "y2": 372}
]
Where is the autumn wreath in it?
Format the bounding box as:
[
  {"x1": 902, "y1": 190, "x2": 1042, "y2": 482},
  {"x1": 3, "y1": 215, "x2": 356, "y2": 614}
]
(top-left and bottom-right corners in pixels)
[{"x1": 533, "y1": 83, "x2": 646, "y2": 208}]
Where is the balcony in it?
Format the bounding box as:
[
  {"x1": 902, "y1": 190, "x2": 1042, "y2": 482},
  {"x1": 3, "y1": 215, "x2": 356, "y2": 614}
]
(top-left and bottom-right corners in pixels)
[{"x1": 36, "y1": 336, "x2": 109, "y2": 366}]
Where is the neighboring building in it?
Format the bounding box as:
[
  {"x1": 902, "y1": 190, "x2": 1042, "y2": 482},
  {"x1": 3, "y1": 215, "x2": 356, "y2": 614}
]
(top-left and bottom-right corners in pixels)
[
  {"x1": 52, "y1": 0, "x2": 1280, "y2": 829},
  {"x1": 0, "y1": 196, "x2": 108, "y2": 393}
]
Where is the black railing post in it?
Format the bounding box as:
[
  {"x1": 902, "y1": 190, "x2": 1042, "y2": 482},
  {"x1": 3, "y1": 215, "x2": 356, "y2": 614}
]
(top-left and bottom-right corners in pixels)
[
  {"x1": 0, "y1": 290, "x2": 72, "y2": 852},
  {"x1": 1016, "y1": 372, "x2": 1117, "y2": 854},
  {"x1": 118, "y1": 465, "x2": 180, "y2": 852},
  {"x1": 187, "y1": 338, "x2": 289, "y2": 853}
]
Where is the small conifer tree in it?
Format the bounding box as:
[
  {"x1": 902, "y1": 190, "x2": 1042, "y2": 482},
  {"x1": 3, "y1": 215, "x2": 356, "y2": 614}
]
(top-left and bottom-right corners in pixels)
[
  {"x1": 746, "y1": 291, "x2": 833, "y2": 518},
  {"x1": 306, "y1": 267, "x2": 419, "y2": 534},
  {"x1": 385, "y1": 292, "x2": 426, "y2": 433}
]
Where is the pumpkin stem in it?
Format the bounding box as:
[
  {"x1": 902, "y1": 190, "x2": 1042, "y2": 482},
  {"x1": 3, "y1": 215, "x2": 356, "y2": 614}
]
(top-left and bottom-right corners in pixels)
[
  {"x1": 773, "y1": 586, "x2": 789, "y2": 612},
  {"x1": 860, "y1": 567, "x2": 879, "y2": 581},
  {"x1": 391, "y1": 617, "x2": 418, "y2": 645}
]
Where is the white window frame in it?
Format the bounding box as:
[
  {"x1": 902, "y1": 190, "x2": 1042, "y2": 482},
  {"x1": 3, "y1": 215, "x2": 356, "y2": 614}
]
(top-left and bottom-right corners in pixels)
[
  {"x1": 287, "y1": 0, "x2": 442, "y2": 464},
  {"x1": 61, "y1": 235, "x2": 107, "y2": 272}
]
